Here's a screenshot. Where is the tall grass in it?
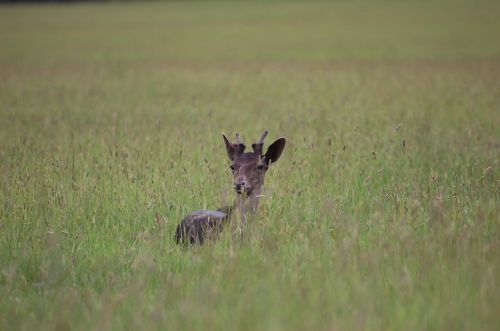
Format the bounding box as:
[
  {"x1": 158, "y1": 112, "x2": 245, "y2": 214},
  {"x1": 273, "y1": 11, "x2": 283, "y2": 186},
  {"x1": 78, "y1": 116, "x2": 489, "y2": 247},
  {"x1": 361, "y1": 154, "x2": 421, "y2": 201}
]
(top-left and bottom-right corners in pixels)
[{"x1": 0, "y1": 1, "x2": 499, "y2": 330}]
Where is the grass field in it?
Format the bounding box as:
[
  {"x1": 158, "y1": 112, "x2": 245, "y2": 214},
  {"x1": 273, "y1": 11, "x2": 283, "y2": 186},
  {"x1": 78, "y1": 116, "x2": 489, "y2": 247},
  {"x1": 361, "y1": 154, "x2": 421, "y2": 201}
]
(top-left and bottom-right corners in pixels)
[{"x1": 0, "y1": 1, "x2": 499, "y2": 330}]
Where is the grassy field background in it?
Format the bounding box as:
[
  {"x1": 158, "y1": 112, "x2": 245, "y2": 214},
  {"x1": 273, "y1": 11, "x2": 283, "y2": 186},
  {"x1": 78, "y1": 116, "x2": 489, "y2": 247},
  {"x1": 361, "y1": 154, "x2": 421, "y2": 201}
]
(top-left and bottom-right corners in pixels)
[{"x1": 1, "y1": 1, "x2": 499, "y2": 330}]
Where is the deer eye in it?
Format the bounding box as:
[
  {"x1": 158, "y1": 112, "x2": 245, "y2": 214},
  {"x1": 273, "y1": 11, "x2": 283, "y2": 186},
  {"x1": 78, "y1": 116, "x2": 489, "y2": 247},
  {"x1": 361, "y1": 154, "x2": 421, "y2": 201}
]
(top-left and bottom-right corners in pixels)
[
  {"x1": 257, "y1": 164, "x2": 264, "y2": 170},
  {"x1": 229, "y1": 165, "x2": 235, "y2": 171}
]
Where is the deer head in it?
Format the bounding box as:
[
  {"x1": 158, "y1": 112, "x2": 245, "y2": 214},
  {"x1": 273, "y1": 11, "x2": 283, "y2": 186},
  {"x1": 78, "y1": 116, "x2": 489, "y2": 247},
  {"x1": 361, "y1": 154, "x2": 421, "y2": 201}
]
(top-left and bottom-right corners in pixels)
[{"x1": 222, "y1": 131, "x2": 286, "y2": 203}]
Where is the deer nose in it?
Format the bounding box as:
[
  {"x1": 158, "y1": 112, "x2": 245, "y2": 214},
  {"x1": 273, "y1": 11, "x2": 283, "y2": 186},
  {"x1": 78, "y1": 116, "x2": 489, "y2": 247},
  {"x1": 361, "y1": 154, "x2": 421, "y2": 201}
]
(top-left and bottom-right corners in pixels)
[{"x1": 234, "y1": 182, "x2": 246, "y2": 193}]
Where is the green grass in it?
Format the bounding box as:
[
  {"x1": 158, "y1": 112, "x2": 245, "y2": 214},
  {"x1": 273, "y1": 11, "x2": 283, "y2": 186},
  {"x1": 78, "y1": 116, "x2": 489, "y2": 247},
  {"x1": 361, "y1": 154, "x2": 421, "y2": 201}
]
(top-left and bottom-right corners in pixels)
[{"x1": 0, "y1": 1, "x2": 499, "y2": 330}]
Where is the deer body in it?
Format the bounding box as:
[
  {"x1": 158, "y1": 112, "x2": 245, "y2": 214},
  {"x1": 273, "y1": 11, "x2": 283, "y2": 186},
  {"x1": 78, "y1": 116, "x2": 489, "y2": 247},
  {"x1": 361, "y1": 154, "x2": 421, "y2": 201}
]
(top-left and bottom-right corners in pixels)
[{"x1": 175, "y1": 131, "x2": 286, "y2": 245}]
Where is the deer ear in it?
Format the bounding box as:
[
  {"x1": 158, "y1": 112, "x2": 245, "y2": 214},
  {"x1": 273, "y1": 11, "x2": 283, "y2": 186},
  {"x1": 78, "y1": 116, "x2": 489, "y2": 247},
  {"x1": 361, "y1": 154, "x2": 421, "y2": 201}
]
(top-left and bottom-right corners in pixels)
[
  {"x1": 264, "y1": 137, "x2": 286, "y2": 164},
  {"x1": 223, "y1": 133, "x2": 235, "y2": 161}
]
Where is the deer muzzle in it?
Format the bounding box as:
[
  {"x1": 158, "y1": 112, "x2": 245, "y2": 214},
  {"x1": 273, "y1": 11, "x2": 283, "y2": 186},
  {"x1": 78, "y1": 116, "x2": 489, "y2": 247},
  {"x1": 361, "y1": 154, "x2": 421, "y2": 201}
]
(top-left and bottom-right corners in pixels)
[{"x1": 234, "y1": 182, "x2": 246, "y2": 194}]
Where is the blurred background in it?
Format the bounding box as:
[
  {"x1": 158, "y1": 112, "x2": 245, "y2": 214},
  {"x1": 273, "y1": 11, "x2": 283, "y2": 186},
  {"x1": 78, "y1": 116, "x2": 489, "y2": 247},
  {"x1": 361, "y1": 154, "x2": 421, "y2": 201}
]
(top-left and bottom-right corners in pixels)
[{"x1": 2, "y1": 0, "x2": 499, "y2": 65}]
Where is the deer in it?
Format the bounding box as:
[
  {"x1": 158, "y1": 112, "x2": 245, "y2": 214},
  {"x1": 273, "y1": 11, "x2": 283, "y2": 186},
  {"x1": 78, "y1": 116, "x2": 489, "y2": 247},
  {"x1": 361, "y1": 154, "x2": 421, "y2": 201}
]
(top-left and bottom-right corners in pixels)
[{"x1": 175, "y1": 131, "x2": 286, "y2": 245}]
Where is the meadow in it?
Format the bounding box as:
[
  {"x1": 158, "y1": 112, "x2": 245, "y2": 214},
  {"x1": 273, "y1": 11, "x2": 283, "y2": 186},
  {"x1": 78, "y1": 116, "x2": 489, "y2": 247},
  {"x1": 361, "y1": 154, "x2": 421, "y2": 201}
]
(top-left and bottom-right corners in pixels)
[{"x1": 0, "y1": 1, "x2": 499, "y2": 330}]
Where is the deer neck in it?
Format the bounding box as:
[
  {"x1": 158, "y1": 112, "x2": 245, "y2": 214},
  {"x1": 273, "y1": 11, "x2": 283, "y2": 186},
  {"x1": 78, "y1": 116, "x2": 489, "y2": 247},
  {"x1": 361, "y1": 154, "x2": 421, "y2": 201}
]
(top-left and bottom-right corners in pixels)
[
  {"x1": 246, "y1": 187, "x2": 262, "y2": 214},
  {"x1": 234, "y1": 193, "x2": 247, "y2": 227},
  {"x1": 232, "y1": 188, "x2": 262, "y2": 224}
]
